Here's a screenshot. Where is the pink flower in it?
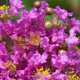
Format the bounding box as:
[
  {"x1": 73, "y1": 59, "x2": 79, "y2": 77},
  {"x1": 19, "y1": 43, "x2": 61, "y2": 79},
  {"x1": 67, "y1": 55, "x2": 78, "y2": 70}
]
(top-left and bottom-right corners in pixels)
[
  {"x1": 68, "y1": 18, "x2": 80, "y2": 28},
  {"x1": 54, "y1": 6, "x2": 73, "y2": 22},
  {"x1": 0, "y1": 10, "x2": 4, "y2": 14},
  {"x1": 51, "y1": 27, "x2": 68, "y2": 44},
  {"x1": 65, "y1": 35, "x2": 79, "y2": 48},
  {"x1": 9, "y1": 0, "x2": 25, "y2": 16},
  {"x1": 28, "y1": 51, "x2": 48, "y2": 66},
  {"x1": 50, "y1": 69, "x2": 68, "y2": 80},
  {"x1": 68, "y1": 18, "x2": 80, "y2": 33},
  {"x1": 41, "y1": 1, "x2": 49, "y2": 9},
  {"x1": 51, "y1": 53, "x2": 69, "y2": 69}
]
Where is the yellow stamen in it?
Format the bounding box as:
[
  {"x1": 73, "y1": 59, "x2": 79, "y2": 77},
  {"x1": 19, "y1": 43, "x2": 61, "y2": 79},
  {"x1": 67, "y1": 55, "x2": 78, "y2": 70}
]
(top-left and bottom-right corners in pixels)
[
  {"x1": 35, "y1": 67, "x2": 50, "y2": 78},
  {"x1": 75, "y1": 47, "x2": 80, "y2": 51},
  {"x1": 69, "y1": 71, "x2": 74, "y2": 74},
  {"x1": 75, "y1": 47, "x2": 80, "y2": 56},
  {"x1": 65, "y1": 68, "x2": 80, "y2": 80},
  {"x1": 0, "y1": 5, "x2": 9, "y2": 10}
]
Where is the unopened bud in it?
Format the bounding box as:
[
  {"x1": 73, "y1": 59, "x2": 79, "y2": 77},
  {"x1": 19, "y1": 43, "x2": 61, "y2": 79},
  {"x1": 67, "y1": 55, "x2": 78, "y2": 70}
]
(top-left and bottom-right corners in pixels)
[
  {"x1": 34, "y1": 1, "x2": 42, "y2": 8},
  {"x1": 46, "y1": 7, "x2": 53, "y2": 15},
  {"x1": 58, "y1": 49, "x2": 66, "y2": 54},
  {"x1": 44, "y1": 21, "x2": 53, "y2": 30}
]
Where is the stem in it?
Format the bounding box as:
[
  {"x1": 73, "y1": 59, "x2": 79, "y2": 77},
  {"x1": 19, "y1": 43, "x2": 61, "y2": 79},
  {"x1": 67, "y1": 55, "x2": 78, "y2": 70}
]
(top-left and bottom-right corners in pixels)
[
  {"x1": 12, "y1": 18, "x2": 20, "y2": 20},
  {"x1": 48, "y1": 52, "x2": 52, "y2": 68},
  {"x1": 49, "y1": 67, "x2": 55, "y2": 73},
  {"x1": 6, "y1": 0, "x2": 8, "y2": 6}
]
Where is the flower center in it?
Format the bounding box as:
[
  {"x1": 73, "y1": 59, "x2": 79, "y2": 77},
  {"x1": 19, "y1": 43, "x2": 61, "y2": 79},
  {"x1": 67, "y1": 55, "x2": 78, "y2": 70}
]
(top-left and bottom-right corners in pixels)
[
  {"x1": 14, "y1": 36, "x2": 27, "y2": 49},
  {"x1": 0, "y1": 5, "x2": 13, "y2": 22},
  {"x1": 65, "y1": 67, "x2": 80, "y2": 80},
  {"x1": 3, "y1": 61, "x2": 16, "y2": 72},
  {"x1": 35, "y1": 67, "x2": 50, "y2": 78},
  {"x1": 29, "y1": 33, "x2": 41, "y2": 46}
]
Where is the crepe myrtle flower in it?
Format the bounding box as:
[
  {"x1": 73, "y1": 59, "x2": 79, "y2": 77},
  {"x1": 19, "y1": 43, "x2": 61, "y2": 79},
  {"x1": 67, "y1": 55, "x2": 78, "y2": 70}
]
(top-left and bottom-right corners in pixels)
[
  {"x1": 0, "y1": 10, "x2": 4, "y2": 14},
  {"x1": 54, "y1": 6, "x2": 73, "y2": 23},
  {"x1": 0, "y1": 5, "x2": 13, "y2": 22},
  {"x1": 66, "y1": 48, "x2": 80, "y2": 65},
  {"x1": 65, "y1": 30, "x2": 80, "y2": 48},
  {"x1": 0, "y1": 42, "x2": 27, "y2": 80},
  {"x1": 0, "y1": 20, "x2": 17, "y2": 38},
  {"x1": 0, "y1": 42, "x2": 16, "y2": 79},
  {"x1": 50, "y1": 69, "x2": 68, "y2": 80},
  {"x1": 17, "y1": 1, "x2": 49, "y2": 24},
  {"x1": 68, "y1": 18, "x2": 80, "y2": 28},
  {"x1": 51, "y1": 26, "x2": 68, "y2": 45},
  {"x1": 51, "y1": 53, "x2": 69, "y2": 70},
  {"x1": 9, "y1": 0, "x2": 25, "y2": 16},
  {"x1": 0, "y1": 0, "x2": 80, "y2": 80},
  {"x1": 68, "y1": 18, "x2": 80, "y2": 33},
  {"x1": 40, "y1": 36, "x2": 59, "y2": 52},
  {"x1": 28, "y1": 51, "x2": 48, "y2": 66},
  {"x1": 0, "y1": 0, "x2": 25, "y2": 22}
]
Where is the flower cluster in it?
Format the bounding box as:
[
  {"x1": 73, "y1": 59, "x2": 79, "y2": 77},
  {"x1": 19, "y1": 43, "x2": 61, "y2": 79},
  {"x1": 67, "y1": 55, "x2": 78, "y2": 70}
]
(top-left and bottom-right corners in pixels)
[{"x1": 0, "y1": 0, "x2": 80, "y2": 80}]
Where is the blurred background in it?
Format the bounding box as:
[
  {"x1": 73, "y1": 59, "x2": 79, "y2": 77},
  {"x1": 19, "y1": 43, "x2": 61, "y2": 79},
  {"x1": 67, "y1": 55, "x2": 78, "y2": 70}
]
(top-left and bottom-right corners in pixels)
[{"x1": 0, "y1": 0, "x2": 80, "y2": 19}]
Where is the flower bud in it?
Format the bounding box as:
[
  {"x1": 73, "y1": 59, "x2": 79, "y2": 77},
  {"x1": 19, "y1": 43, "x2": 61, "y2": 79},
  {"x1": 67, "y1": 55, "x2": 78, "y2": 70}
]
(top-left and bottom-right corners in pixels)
[
  {"x1": 44, "y1": 21, "x2": 53, "y2": 30},
  {"x1": 0, "y1": 35, "x2": 3, "y2": 42},
  {"x1": 34, "y1": 1, "x2": 42, "y2": 8},
  {"x1": 58, "y1": 49, "x2": 66, "y2": 54},
  {"x1": 46, "y1": 7, "x2": 53, "y2": 15}
]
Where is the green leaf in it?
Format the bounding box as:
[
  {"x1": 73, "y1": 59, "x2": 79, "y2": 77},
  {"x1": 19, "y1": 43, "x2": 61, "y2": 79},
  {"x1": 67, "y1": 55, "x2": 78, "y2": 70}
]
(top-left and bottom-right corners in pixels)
[{"x1": 21, "y1": 0, "x2": 34, "y2": 12}]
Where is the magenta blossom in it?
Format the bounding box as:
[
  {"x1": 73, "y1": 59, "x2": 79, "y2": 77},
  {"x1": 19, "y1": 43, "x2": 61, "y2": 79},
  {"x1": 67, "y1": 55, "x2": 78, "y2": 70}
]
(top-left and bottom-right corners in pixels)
[
  {"x1": 0, "y1": 10, "x2": 4, "y2": 14},
  {"x1": 9, "y1": 0, "x2": 25, "y2": 16},
  {"x1": 54, "y1": 6, "x2": 73, "y2": 22}
]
